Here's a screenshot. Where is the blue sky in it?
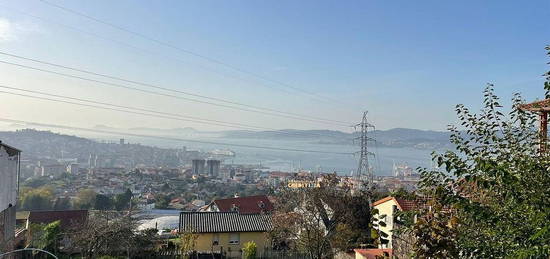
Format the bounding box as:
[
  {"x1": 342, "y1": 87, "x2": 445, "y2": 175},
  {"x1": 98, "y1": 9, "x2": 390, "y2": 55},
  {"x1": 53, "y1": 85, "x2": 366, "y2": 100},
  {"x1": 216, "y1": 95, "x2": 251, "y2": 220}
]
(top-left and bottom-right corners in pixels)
[{"x1": 0, "y1": 0, "x2": 548, "y2": 132}]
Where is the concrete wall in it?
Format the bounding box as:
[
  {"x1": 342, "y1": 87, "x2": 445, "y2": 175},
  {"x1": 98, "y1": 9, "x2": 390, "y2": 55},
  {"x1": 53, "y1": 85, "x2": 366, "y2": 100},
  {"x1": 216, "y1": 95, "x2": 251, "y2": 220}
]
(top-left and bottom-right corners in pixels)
[
  {"x1": 0, "y1": 206, "x2": 16, "y2": 253},
  {"x1": 0, "y1": 146, "x2": 18, "y2": 211},
  {"x1": 0, "y1": 144, "x2": 19, "y2": 254}
]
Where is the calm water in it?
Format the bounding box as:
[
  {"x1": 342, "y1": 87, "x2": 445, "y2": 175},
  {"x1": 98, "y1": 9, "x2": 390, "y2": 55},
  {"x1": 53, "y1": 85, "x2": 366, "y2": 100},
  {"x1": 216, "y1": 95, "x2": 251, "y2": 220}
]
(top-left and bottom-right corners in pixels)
[
  {"x1": 124, "y1": 136, "x2": 438, "y2": 176},
  {"x1": 40, "y1": 128, "x2": 440, "y2": 176}
]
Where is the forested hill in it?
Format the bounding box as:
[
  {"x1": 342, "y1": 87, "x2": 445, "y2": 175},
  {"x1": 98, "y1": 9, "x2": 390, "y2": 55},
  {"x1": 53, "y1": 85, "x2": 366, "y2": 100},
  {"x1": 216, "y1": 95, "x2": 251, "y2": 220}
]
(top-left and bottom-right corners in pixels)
[
  {"x1": 0, "y1": 129, "x2": 182, "y2": 167},
  {"x1": 0, "y1": 127, "x2": 452, "y2": 164},
  {"x1": 221, "y1": 128, "x2": 452, "y2": 149}
]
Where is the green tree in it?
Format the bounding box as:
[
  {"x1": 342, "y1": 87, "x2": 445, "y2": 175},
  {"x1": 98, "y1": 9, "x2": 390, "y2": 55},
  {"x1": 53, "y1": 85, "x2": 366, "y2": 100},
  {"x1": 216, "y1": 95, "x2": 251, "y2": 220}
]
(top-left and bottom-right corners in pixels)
[
  {"x1": 73, "y1": 189, "x2": 97, "y2": 209},
  {"x1": 411, "y1": 83, "x2": 550, "y2": 257},
  {"x1": 243, "y1": 241, "x2": 257, "y2": 259},
  {"x1": 40, "y1": 220, "x2": 62, "y2": 255},
  {"x1": 20, "y1": 187, "x2": 54, "y2": 210},
  {"x1": 272, "y1": 174, "x2": 378, "y2": 259},
  {"x1": 113, "y1": 189, "x2": 132, "y2": 211},
  {"x1": 389, "y1": 188, "x2": 415, "y2": 200},
  {"x1": 53, "y1": 197, "x2": 72, "y2": 210},
  {"x1": 154, "y1": 194, "x2": 170, "y2": 209},
  {"x1": 70, "y1": 212, "x2": 156, "y2": 258},
  {"x1": 179, "y1": 229, "x2": 198, "y2": 255},
  {"x1": 22, "y1": 177, "x2": 50, "y2": 188},
  {"x1": 94, "y1": 194, "x2": 112, "y2": 210}
]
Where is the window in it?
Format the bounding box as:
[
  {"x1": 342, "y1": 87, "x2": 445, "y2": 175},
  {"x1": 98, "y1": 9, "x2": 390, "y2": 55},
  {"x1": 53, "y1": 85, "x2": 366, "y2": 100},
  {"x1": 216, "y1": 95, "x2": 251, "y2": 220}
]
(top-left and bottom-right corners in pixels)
[
  {"x1": 212, "y1": 233, "x2": 219, "y2": 246},
  {"x1": 229, "y1": 233, "x2": 240, "y2": 245}
]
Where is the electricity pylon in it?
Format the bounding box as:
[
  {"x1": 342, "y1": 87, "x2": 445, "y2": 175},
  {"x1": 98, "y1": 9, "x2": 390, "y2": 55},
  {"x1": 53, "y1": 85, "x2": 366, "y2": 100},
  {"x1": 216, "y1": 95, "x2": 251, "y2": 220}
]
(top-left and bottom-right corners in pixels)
[{"x1": 354, "y1": 111, "x2": 376, "y2": 189}]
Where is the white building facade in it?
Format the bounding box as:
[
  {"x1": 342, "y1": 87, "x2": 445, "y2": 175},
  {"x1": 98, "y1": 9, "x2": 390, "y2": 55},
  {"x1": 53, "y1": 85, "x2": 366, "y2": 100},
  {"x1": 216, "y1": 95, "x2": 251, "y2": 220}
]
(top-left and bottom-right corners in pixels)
[{"x1": 0, "y1": 142, "x2": 21, "y2": 254}]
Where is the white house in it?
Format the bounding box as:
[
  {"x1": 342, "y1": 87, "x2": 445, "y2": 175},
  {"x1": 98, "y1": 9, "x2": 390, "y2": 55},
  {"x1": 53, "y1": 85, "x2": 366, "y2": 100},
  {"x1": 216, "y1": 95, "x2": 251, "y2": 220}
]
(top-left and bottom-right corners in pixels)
[
  {"x1": 372, "y1": 196, "x2": 416, "y2": 249},
  {"x1": 0, "y1": 141, "x2": 21, "y2": 253}
]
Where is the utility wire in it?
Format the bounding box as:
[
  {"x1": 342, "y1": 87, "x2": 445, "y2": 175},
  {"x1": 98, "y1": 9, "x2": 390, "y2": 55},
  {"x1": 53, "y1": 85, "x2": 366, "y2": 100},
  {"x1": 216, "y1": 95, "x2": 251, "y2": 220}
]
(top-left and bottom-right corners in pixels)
[
  {"x1": 0, "y1": 118, "x2": 354, "y2": 155},
  {"x1": 0, "y1": 90, "x2": 242, "y2": 129},
  {"x1": 0, "y1": 86, "x2": 257, "y2": 130},
  {"x1": 0, "y1": 51, "x2": 351, "y2": 125},
  {"x1": 0, "y1": 59, "x2": 350, "y2": 127},
  {"x1": 2, "y1": 2, "x2": 354, "y2": 116},
  {"x1": 38, "y1": 0, "x2": 348, "y2": 107},
  {"x1": 0, "y1": 4, "x2": 299, "y2": 97},
  {"x1": 0, "y1": 84, "x2": 341, "y2": 138}
]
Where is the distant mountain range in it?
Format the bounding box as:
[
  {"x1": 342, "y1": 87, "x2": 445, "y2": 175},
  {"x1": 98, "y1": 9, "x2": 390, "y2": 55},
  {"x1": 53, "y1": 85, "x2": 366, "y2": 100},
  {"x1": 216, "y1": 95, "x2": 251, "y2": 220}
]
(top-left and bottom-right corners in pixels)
[
  {"x1": 0, "y1": 125, "x2": 453, "y2": 152},
  {"x1": 89, "y1": 125, "x2": 452, "y2": 150},
  {"x1": 219, "y1": 128, "x2": 452, "y2": 149},
  {"x1": 93, "y1": 125, "x2": 199, "y2": 135}
]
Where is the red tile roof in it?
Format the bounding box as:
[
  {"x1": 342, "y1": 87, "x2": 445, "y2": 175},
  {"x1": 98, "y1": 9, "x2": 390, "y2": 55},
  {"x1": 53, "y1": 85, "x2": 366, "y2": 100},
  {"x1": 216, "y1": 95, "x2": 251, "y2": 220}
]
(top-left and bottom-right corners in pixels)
[
  {"x1": 372, "y1": 196, "x2": 416, "y2": 211},
  {"x1": 372, "y1": 196, "x2": 394, "y2": 207},
  {"x1": 395, "y1": 198, "x2": 416, "y2": 211},
  {"x1": 214, "y1": 195, "x2": 274, "y2": 214},
  {"x1": 354, "y1": 248, "x2": 392, "y2": 259},
  {"x1": 28, "y1": 210, "x2": 88, "y2": 230}
]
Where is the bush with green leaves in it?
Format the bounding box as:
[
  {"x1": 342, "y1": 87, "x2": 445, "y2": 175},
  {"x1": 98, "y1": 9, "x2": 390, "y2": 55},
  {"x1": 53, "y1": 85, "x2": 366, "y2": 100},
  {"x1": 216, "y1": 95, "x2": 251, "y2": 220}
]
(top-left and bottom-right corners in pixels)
[
  {"x1": 243, "y1": 241, "x2": 257, "y2": 259},
  {"x1": 411, "y1": 79, "x2": 550, "y2": 258}
]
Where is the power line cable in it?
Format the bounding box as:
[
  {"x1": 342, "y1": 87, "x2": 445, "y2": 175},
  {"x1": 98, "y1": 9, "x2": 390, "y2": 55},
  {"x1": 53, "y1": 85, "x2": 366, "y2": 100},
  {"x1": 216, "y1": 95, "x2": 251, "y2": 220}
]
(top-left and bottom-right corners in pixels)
[
  {"x1": 0, "y1": 85, "x2": 258, "y2": 130},
  {"x1": 1, "y1": 1, "x2": 355, "y2": 116},
  {"x1": 38, "y1": 0, "x2": 348, "y2": 107},
  {"x1": 0, "y1": 51, "x2": 351, "y2": 125},
  {"x1": 0, "y1": 3, "x2": 300, "y2": 97},
  {"x1": 0, "y1": 117, "x2": 354, "y2": 155},
  {"x1": 0, "y1": 84, "x2": 341, "y2": 138},
  {"x1": 0, "y1": 90, "x2": 242, "y2": 129},
  {"x1": 0, "y1": 59, "x2": 350, "y2": 127}
]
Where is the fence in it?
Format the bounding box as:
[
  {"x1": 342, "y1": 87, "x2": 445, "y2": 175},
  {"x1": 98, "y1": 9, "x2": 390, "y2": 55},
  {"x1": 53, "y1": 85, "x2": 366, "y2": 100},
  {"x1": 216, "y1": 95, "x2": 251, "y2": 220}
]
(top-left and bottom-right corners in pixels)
[
  {"x1": 150, "y1": 249, "x2": 311, "y2": 259},
  {"x1": 260, "y1": 249, "x2": 312, "y2": 259}
]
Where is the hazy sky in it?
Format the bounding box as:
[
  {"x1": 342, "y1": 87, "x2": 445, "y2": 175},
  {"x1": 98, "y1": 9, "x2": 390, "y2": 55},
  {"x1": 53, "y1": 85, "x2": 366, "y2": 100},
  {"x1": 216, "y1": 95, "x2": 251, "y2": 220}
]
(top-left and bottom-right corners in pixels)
[{"x1": 0, "y1": 0, "x2": 548, "y2": 133}]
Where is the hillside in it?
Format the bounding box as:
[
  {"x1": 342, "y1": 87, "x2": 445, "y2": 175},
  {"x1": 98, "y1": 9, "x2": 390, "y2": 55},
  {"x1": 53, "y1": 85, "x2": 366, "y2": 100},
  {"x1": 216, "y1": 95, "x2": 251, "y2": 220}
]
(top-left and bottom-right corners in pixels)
[
  {"x1": 0, "y1": 129, "x2": 183, "y2": 168},
  {"x1": 220, "y1": 128, "x2": 451, "y2": 149}
]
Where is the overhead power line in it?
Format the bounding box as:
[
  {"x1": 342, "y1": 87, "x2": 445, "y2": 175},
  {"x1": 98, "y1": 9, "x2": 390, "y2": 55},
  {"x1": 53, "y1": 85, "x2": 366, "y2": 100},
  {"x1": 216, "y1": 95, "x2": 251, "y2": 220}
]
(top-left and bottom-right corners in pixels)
[
  {"x1": 1, "y1": 2, "x2": 353, "y2": 114},
  {"x1": 0, "y1": 84, "x2": 341, "y2": 138},
  {"x1": 0, "y1": 117, "x2": 354, "y2": 155},
  {"x1": 38, "y1": 0, "x2": 347, "y2": 107},
  {"x1": 0, "y1": 86, "x2": 256, "y2": 130},
  {"x1": 0, "y1": 90, "x2": 239, "y2": 129},
  {"x1": 0, "y1": 51, "x2": 351, "y2": 125},
  {"x1": 0, "y1": 59, "x2": 350, "y2": 127}
]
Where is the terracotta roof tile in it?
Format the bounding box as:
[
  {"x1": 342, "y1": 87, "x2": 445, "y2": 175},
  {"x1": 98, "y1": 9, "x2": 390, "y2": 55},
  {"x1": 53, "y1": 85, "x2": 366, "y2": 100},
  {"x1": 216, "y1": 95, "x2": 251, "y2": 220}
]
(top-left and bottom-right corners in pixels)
[
  {"x1": 395, "y1": 198, "x2": 416, "y2": 211},
  {"x1": 372, "y1": 196, "x2": 416, "y2": 211}
]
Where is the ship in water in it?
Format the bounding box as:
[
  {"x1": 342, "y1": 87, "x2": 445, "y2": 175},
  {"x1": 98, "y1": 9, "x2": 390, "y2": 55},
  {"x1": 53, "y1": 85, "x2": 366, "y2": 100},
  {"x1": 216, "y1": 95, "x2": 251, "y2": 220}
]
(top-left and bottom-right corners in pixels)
[{"x1": 208, "y1": 149, "x2": 236, "y2": 160}]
